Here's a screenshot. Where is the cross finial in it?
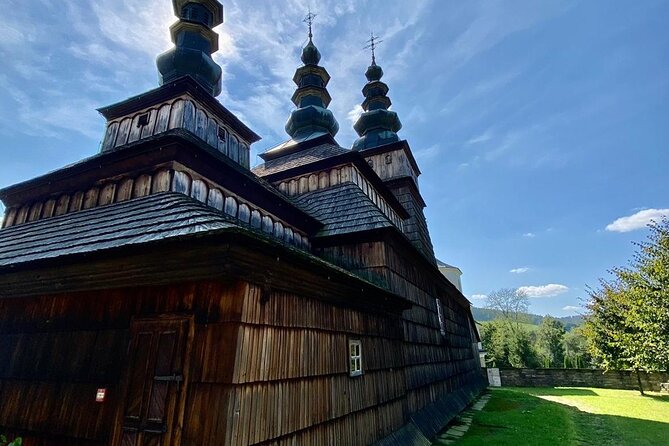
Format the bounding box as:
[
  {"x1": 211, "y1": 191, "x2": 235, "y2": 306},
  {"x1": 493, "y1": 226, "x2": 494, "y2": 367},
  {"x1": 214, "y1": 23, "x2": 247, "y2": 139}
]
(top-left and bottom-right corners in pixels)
[
  {"x1": 364, "y1": 32, "x2": 383, "y2": 65},
  {"x1": 304, "y1": 9, "x2": 317, "y2": 41}
]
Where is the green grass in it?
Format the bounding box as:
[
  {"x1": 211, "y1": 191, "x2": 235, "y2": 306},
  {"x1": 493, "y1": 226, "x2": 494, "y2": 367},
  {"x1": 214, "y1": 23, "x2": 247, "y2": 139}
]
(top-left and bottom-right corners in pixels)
[{"x1": 447, "y1": 387, "x2": 669, "y2": 446}]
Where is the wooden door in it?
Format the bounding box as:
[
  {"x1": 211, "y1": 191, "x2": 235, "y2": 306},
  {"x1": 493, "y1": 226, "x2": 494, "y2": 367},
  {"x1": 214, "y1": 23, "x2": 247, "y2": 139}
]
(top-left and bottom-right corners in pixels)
[{"x1": 115, "y1": 317, "x2": 191, "y2": 446}]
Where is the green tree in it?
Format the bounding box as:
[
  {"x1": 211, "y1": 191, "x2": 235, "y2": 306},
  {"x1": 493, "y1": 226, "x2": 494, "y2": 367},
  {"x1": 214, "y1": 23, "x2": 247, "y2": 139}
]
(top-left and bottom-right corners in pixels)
[
  {"x1": 584, "y1": 219, "x2": 669, "y2": 394},
  {"x1": 562, "y1": 327, "x2": 591, "y2": 368},
  {"x1": 480, "y1": 319, "x2": 539, "y2": 368},
  {"x1": 537, "y1": 316, "x2": 566, "y2": 368},
  {"x1": 0, "y1": 435, "x2": 22, "y2": 446},
  {"x1": 481, "y1": 288, "x2": 539, "y2": 368}
]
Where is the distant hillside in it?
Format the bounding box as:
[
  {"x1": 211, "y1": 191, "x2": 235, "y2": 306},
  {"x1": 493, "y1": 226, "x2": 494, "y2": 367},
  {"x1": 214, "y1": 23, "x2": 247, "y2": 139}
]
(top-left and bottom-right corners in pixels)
[{"x1": 471, "y1": 307, "x2": 583, "y2": 331}]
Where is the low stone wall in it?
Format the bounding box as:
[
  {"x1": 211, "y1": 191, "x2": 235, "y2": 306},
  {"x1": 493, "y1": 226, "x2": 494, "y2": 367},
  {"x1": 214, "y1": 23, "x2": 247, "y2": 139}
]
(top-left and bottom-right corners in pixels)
[{"x1": 498, "y1": 368, "x2": 669, "y2": 391}]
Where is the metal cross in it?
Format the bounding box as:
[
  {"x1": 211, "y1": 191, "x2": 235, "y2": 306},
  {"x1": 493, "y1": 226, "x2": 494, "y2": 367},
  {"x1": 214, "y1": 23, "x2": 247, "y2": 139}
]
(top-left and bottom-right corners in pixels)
[
  {"x1": 304, "y1": 9, "x2": 317, "y2": 40},
  {"x1": 364, "y1": 32, "x2": 383, "y2": 65}
]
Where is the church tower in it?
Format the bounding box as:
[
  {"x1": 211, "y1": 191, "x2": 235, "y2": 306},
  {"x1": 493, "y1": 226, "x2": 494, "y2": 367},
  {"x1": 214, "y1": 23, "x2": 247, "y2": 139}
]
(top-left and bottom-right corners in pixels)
[
  {"x1": 284, "y1": 12, "x2": 339, "y2": 141},
  {"x1": 352, "y1": 39, "x2": 436, "y2": 264},
  {"x1": 98, "y1": 0, "x2": 257, "y2": 168}
]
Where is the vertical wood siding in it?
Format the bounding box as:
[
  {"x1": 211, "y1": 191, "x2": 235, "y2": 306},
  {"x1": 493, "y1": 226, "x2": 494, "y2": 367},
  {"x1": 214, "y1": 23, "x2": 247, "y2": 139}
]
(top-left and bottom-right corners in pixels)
[{"x1": 99, "y1": 96, "x2": 251, "y2": 169}]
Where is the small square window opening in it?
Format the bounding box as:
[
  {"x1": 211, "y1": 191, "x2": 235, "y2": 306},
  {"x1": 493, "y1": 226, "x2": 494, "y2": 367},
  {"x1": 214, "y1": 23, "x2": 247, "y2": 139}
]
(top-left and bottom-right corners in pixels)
[{"x1": 137, "y1": 113, "x2": 150, "y2": 127}]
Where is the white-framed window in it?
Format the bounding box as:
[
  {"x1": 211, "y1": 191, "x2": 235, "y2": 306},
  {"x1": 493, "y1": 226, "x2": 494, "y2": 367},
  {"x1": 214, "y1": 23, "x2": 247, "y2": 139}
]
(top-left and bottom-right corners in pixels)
[
  {"x1": 436, "y1": 298, "x2": 446, "y2": 336},
  {"x1": 348, "y1": 339, "x2": 363, "y2": 377}
]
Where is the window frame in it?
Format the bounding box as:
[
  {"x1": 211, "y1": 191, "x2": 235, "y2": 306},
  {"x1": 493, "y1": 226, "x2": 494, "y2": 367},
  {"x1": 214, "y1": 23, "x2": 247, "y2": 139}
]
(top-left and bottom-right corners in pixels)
[
  {"x1": 348, "y1": 339, "x2": 363, "y2": 377},
  {"x1": 436, "y1": 298, "x2": 446, "y2": 336}
]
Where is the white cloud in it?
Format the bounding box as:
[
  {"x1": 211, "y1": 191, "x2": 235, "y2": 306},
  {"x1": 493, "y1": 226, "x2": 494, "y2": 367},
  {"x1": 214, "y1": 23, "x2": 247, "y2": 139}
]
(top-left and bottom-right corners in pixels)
[
  {"x1": 414, "y1": 144, "x2": 441, "y2": 162},
  {"x1": 89, "y1": 0, "x2": 174, "y2": 57},
  {"x1": 523, "y1": 232, "x2": 536, "y2": 238},
  {"x1": 347, "y1": 104, "x2": 363, "y2": 125},
  {"x1": 518, "y1": 284, "x2": 569, "y2": 298},
  {"x1": 510, "y1": 267, "x2": 530, "y2": 274},
  {"x1": 466, "y1": 131, "x2": 492, "y2": 145},
  {"x1": 605, "y1": 208, "x2": 669, "y2": 233},
  {"x1": 562, "y1": 305, "x2": 581, "y2": 312},
  {"x1": 470, "y1": 294, "x2": 488, "y2": 300}
]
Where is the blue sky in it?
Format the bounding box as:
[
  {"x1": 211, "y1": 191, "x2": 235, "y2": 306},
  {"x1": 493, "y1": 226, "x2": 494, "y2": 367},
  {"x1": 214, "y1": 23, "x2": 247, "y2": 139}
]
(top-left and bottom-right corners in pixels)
[{"x1": 1, "y1": 0, "x2": 668, "y2": 316}]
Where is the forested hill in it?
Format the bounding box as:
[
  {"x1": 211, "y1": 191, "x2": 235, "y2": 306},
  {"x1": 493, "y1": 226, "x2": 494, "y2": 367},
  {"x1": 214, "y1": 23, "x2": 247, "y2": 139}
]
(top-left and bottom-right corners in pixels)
[{"x1": 471, "y1": 307, "x2": 583, "y2": 331}]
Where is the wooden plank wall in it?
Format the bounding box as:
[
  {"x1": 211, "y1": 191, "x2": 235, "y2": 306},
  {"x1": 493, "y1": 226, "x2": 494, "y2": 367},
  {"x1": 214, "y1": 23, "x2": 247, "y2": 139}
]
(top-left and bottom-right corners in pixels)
[
  {"x1": 316, "y1": 240, "x2": 483, "y2": 426},
  {"x1": 0, "y1": 278, "x2": 414, "y2": 446},
  {"x1": 99, "y1": 95, "x2": 251, "y2": 169},
  {"x1": 215, "y1": 284, "x2": 408, "y2": 446},
  {"x1": 0, "y1": 280, "x2": 245, "y2": 445}
]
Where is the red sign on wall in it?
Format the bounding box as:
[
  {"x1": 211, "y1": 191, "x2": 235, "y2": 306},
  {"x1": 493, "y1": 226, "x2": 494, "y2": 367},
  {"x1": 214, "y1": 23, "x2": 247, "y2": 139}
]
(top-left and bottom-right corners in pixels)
[{"x1": 96, "y1": 388, "x2": 106, "y2": 402}]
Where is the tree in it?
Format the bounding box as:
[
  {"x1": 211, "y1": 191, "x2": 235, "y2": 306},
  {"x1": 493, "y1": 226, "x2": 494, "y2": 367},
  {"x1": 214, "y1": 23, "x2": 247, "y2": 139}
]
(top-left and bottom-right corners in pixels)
[
  {"x1": 536, "y1": 317, "x2": 566, "y2": 368},
  {"x1": 480, "y1": 319, "x2": 539, "y2": 368},
  {"x1": 481, "y1": 288, "x2": 538, "y2": 368},
  {"x1": 563, "y1": 327, "x2": 591, "y2": 369},
  {"x1": 486, "y1": 287, "x2": 529, "y2": 323},
  {"x1": 584, "y1": 219, "x2": 669, "y2": 394},
  {"x1": 0, "y1": 435, "x2": 22, "y2": 446}
]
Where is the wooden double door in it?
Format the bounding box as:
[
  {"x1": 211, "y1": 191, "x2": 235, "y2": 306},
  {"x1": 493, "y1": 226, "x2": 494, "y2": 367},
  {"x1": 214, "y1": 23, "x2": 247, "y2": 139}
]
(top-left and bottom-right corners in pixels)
[{"x1": 113, "y1": 317, "x2": 192, "y2": 446}]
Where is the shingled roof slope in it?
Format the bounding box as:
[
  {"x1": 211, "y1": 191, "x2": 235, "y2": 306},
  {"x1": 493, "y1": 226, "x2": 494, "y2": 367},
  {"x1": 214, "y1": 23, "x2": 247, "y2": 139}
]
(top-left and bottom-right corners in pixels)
[
  {"x1": 293, "y1": 183, "x2": 394, "y2": 237},
  {"x1": 253, "y1": 143, "x2": 348, "y2": 177},
  {"x1": 0, "y1": 192, "x2": 241, "y2": 268}
]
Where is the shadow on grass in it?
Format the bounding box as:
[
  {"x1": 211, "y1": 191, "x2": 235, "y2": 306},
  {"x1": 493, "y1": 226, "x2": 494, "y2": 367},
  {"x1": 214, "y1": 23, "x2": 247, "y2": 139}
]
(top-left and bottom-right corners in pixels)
[
  {"x1": 450, "y1": 388, "x2": 669, "y2": 446},
  {"x1": 644, "y1": 393, "x2": 669, "y2": 402},
  {"x1": 514, "y1": 387, "x2": 599, "y2": 397}
]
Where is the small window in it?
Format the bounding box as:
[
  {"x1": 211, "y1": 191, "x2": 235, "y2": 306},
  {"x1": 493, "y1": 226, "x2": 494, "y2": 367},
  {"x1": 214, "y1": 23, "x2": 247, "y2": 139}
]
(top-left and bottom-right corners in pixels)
[
  {"x1": 385, "y1": 154, "x2": 392, "y2": 164},
  {"x1": 436, "y1": 298, "x2": 446, "y2": 336},
  {"x1": 137, "y1": 113, "x2": 150, "y2": 127},
  {"x1": 217, "y1": 126, "x2": 227, "y2": 141},
  {"x1": 349, "y1": 340, "x2": 363, "y2": 377}
]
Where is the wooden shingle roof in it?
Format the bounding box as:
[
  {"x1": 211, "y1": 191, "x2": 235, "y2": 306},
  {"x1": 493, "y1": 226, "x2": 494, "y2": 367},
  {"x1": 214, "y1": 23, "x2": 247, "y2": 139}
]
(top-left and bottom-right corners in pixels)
[
  {"x1": 293, "y1": 183, "x2": 394, "y2": 237},
  {"x1": 0, "y1": 192, "x2": 241, "y2": 268},
  {"x1": 252, "y1": 143, "x2": 349, "y2": 177}
]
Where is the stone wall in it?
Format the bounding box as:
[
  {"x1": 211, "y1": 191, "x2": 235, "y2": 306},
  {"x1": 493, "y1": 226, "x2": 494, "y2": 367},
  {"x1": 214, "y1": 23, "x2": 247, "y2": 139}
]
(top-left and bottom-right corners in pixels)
[{"x1": 498, "y1": 368, "x2": 669, "y2": 391}]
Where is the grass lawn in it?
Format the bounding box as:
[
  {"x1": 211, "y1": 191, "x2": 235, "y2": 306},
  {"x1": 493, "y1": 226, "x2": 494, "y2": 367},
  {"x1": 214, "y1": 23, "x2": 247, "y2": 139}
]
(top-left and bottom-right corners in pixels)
[{"x1": 446, "y1": 387, "x2": 669, "y2": 446}]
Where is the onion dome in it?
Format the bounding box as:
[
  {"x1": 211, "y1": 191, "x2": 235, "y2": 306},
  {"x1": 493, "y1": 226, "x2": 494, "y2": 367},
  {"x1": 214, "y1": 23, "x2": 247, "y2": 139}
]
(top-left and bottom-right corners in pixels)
[
  {"x1": 352, "y1": 58, "x2": 402, "y2": 151},
  {"x1": 285, "y1": 19, "x2": 339, "y2": 139},
  {"x1": 156, "y1": 0, "x2": 224, "y2": 97},
  {"x1": 301, "y1": 40, "x2": 321, "y2": 65}
]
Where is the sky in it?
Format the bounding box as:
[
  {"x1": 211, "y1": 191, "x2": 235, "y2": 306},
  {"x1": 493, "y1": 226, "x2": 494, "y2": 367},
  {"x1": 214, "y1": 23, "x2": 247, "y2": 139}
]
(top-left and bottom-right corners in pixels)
[{"x1": 1, "y1": 0, "x2": 668, "y2": 317}]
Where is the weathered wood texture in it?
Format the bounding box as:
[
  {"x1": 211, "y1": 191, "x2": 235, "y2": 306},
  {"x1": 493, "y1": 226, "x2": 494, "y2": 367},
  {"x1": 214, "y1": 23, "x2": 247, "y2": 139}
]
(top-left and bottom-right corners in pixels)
[
  {"x1": 100, "y1": 95, "x2": 251, "y2": 168},
  {"x1": 275, "y1": 163, "x2": 404, "y2": 230},
  {"x1": 315, "y1": 238, "x2": 484, "y2": 424},
  {"x1": 0, "y1": 279, "x2": 418, "y2": 446},
  {"x1": 499, "y1": 368, "x2": 669, "y2": 391},
  {"x1": 0, "y1": 280, "x2": 244, "y2": 445},
  {"x1": 363, "y1": 149, "x2": 417, "y2": 185},
  {"x1": 211, "y1": 284, "x2": 408, "y2": 446},
  {"x1": 1, "y1": 166, "x2": 310, "y2": 250},
  {"x1": 385, "y1": 179, "x2": 435, "y2": 264}
]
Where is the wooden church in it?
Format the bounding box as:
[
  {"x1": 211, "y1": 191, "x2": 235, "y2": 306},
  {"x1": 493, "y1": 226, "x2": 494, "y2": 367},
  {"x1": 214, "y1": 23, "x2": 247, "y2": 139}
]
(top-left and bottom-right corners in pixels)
[{"x1": 0, "y1": 1, "x2": 485, "y2": 445}]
